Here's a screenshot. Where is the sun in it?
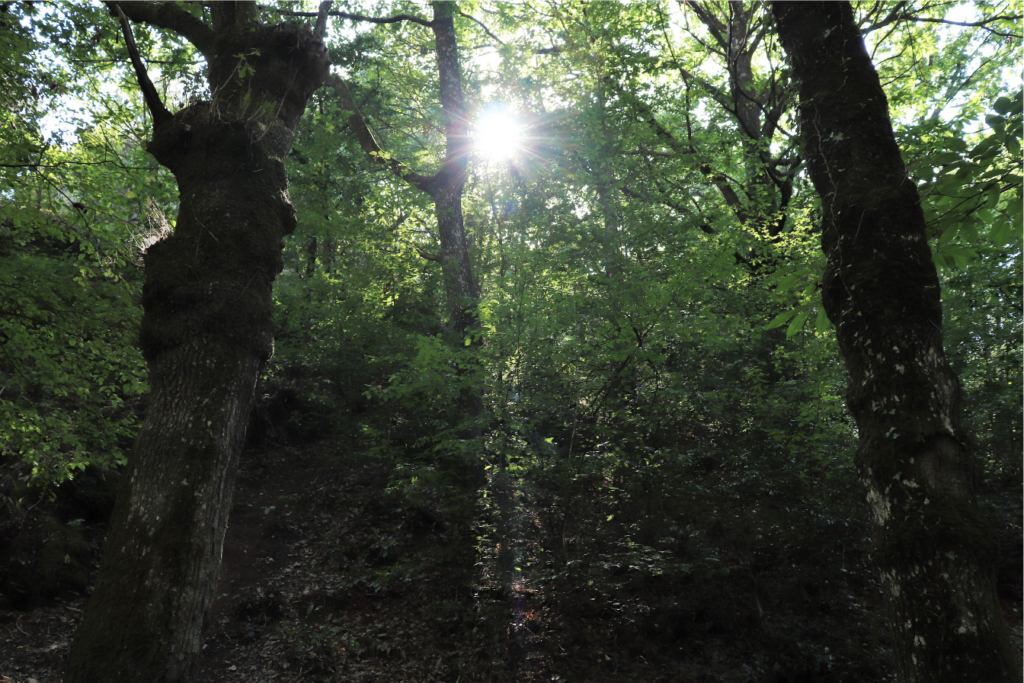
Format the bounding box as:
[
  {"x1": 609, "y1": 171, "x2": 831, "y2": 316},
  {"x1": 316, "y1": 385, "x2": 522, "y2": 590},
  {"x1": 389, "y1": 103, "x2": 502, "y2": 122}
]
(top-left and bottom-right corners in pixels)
[{"x1": 474, "y1": 107, "x2": 523, "y2": 162}]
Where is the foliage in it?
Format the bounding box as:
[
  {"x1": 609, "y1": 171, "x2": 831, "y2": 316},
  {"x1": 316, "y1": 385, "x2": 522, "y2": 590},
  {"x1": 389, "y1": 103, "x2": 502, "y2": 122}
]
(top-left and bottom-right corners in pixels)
[{"x1": 0, "y1": 2, "x2": 190, "y2": 485}]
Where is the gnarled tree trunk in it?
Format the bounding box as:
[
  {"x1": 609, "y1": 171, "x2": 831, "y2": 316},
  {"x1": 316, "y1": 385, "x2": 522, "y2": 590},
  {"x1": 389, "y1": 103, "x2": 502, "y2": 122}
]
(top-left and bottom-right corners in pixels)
[
  {"x1": 65, "y1": 5, "x2": 330, "y2": 682},
  {"x1": 770, "y1": 3, "x2": 1020, "y2": 682}
]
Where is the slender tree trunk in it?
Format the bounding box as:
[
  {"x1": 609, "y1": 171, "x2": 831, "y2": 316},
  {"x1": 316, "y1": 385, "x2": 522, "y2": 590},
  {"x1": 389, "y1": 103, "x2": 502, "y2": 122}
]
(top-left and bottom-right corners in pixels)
[
  {"x1": 428, "y1": 1, "x2": 478, "y2": 341},
  {"x1": 65, "y1": 10, "x2": 330, "y2": 682},
  {"x1": 432, "y1": 178, "x2": 478, "y2": 341},
  {"x1": 326, "y1": 3, "x2": 477, "y2": 343},
  {"x1": 770, "y1": 4, "x2": 1020, "y2": 682}
]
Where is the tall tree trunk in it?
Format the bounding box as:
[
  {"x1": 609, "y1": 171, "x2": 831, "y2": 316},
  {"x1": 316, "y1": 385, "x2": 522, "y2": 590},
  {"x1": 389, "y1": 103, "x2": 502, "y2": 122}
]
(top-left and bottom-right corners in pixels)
[
  {"x1": 770, "y1": 4, "x2": 1020, "y2": 682},
  {"x1": 325, "y1": 3, "x2": 477, "y2": 343},
  {"x1": 427, "y1": 1, "x2": 477, "y2": 341},
  {"x1": 65, "y1": 6, "x2": 330, "y2": 682}
]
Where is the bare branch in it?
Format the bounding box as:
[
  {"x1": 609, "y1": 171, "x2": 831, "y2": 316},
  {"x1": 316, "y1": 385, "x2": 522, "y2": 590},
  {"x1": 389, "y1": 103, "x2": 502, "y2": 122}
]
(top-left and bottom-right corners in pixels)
[
  {"x1": 108, "y1": 1, "x2": 214, "y2": 60},
  {"x1": 458, "y1": 10, "x2": 505, "y2": 45},
  {"x1": 680, "y1": 0, "x2": 728, "y2": 50},
  {"x1": 261, "y1": 5, "x2": 433, "y2": 28},
  {"x1": 901, "y1": 13, "x2": 1022, "y2": 38},
  {"x1": 329, "y1": 10, "x2": 432, "y2": 27},
  {"x1": 114, "y1": 4, "x2": 172, "y2": 127},
  {"x1": 859, "y1": 1, "x2": 909, "y2": 33},
  {"x1": 673, "y1": 62, "x2": 734, "y2": 114},
  {"x1": 860, "y1": 3, "x2": 1022, "y2": 38},
  {"x1": 416, "y1": 247, "x2": 442, "y2": 262}
]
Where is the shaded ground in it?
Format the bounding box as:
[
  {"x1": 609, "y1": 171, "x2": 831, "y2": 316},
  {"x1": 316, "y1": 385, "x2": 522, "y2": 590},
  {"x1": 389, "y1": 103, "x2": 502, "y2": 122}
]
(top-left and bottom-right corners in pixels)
[{"x1": 1, "y1": 439, "x2": 1020, "y2": 682}]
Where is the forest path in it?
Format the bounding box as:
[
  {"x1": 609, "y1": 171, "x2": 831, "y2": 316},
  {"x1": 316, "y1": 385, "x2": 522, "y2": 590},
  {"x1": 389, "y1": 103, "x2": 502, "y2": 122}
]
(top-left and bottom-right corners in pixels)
[{"x1": 495, "y1": 478, "x2": 556, "y2": 682}]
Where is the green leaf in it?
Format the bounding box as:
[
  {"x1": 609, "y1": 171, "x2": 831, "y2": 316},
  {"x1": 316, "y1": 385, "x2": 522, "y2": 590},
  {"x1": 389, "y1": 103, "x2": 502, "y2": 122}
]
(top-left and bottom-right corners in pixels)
[
  {"x1": 814, "y1": 307, "x2": 831, "y2": 334},
  {"x1": 786, "y1": 310, "x2": 809, "y2": 339},
  {"x1": 1006, "y1": 135, "x2": 1021, "y2": 158},
  {"x1": 989, "y1": 216, "x2": 1015, "y2": 247},
  {"x1": 765, "y1": 309, "x2": 797, "y2": 330},
  {"x1": 932, "y1": 151, "x2": 961, "y2": 165},
  {"x1": 775, "y1": 272, "x2": 804, "y2": 291},
  {"x1": 993, "y1": 96, "x2": 1014, "y2": 116}
]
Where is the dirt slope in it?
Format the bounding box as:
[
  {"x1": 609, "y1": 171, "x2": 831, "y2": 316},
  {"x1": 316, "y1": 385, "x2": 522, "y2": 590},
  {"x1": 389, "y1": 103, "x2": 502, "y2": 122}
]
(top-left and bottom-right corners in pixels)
[{"x1": 1, "y1": 439, "x2": 1020, "y2": 683}]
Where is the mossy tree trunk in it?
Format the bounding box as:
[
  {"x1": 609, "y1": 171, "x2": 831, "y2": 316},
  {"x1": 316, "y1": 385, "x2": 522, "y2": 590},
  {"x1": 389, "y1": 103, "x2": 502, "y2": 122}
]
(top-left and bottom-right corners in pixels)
[
  {"x1": 65, "y1": 4, "x2": 330, "y2": 682},
  {"x1": 770, "y1": 3, "x2": 1020, "y2": 682}
]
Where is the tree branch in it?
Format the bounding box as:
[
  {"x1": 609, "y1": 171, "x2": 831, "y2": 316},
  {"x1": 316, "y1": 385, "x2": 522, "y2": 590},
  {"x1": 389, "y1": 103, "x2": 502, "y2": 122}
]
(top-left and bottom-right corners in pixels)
[
  {"x1": 680, "y1": 0, "x2": 728, "y2": 50},
  {"x1": 261, "y1": 5, "x2": 433, "y2": 28},
  {"x1": 901, "y1": 13, "x2": 1023, "y2": 38},
  {"x1": 618, "y1": 183, "x2": 716, "y2": 234},
  {"x1": 114, "y1": 4, "x2": 172, "y2": 127},
  {"x1": 673, "y1": 62, "x2": 734, "y2": 114},
  {"x1": 860, "y1": 3, "x2": 1022, "y2": 38},
  {"x1": 617, "y1": 79, "x2": 752, "y2": 225},
  {"x1": 416, "y1": 247, "x2": 442, "y2": 262},
  {"x1": 328, "y1": 10, "x2": 433, "y2": 27},
  {"x1": 109, "y1": 1, "x2": 214, "y2": 60},
  {"x1": 323, "y1": 74, "x2": 433, "y2": 191},
  {"x1": 313, "y1": 1, "x2": 332, "y2": 41},
  {"x1": 0, "y1": 160, "x2": 153, "y2": 170},
  {"x1": 858, "y1": 0, "x2": 909, "y2": 33},
  {"x1": 458, "y1": 10, "x2": 504, "y2": 45}
]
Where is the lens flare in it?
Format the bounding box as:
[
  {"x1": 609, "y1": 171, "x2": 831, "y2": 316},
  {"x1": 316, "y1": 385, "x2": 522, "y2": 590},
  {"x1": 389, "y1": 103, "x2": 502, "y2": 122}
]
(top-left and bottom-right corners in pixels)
[{"x1": 474, "y1": 108, "x2": 522, "y2": 161}]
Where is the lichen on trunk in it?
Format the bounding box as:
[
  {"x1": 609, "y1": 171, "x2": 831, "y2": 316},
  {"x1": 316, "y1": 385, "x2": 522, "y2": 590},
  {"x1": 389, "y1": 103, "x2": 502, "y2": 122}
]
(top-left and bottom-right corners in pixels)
[{"x1": 770, "y1": 3, "x2": 1020, "y2": 682}]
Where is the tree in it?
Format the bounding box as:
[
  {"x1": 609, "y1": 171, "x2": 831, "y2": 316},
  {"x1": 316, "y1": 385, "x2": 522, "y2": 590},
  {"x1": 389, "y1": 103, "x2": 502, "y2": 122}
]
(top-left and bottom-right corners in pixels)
[
  {"x1": 64, "y1": 3, "x2": 331, "y2": 681},
  {"x1": 277, "y1": 2, "x2": 485, "y2": 444},
  {"x1": 321, "y1": 3, "x2": 478, "y2": 345},
  {"x1": 667, "y1": 1, "x2": 798, "y2": 240},
  {"x1": 770, "y1": 3, "x2": 1020, "y2": 681},
  {"x1": 0, "y1": 3, "x2": 150, "y2": 486}
]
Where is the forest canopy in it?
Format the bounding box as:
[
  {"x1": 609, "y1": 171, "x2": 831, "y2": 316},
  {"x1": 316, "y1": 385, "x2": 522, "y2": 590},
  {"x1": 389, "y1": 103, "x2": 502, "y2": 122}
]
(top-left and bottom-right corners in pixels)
[
  {"x1": 0, "y1": 0, "x2": 1018, "y2": 486},
  {"x1": 0, "y1": 1, "x2": 1020, "y2": 682}
]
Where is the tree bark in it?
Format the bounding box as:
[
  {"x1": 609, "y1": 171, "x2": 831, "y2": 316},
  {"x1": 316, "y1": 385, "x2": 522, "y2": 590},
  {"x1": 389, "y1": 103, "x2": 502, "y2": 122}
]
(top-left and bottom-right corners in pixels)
[
  {"x1": 431, "y1": 173, "x2": 478, "y2": 341},
  {"x1": 65, "y1": 6, "x2": 330, "y2": 682},
  {"x1": 770, "y1": 4, "x2": 1020, "y2": 682},
  {"x1": 422, "y1": 1, "x2": 478, "y2": 341}
]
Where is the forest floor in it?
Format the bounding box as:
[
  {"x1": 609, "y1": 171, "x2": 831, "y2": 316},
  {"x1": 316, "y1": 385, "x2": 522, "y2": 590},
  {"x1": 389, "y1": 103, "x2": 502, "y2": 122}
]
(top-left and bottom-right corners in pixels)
[{"x1": 1, "y1": 437, "x2": 1021, "y2": 683}]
